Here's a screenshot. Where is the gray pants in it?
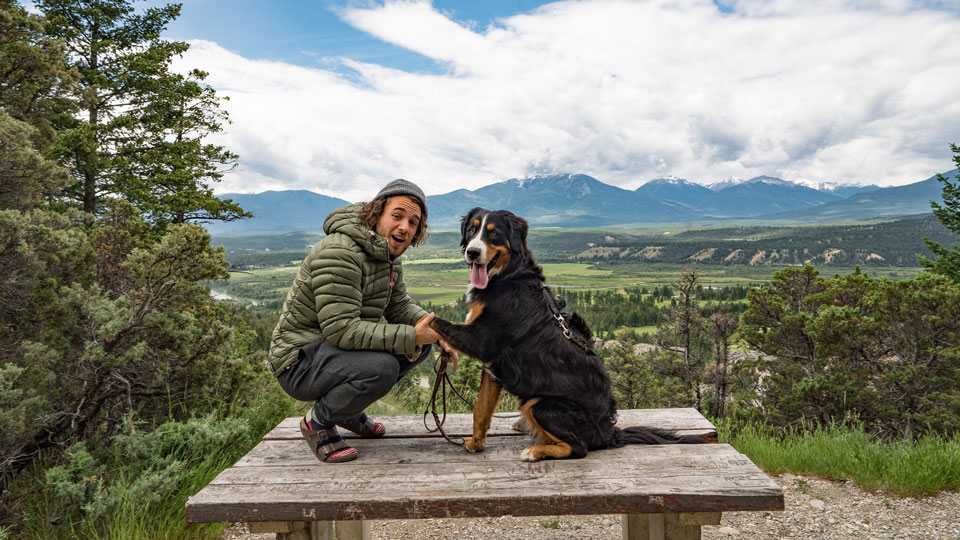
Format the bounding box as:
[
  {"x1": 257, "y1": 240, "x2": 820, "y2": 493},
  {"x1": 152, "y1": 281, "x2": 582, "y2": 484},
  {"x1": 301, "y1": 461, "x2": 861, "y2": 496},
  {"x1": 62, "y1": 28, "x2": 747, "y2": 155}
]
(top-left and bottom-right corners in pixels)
[{"x1": 277, "y1": 340, "x2": 432, "y2": 426}]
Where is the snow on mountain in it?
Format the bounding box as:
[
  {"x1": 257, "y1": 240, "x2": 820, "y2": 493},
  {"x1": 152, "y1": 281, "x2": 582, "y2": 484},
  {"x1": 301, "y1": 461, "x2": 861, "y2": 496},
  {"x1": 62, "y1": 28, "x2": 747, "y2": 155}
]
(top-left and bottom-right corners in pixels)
[
  {"x1": 803, "y1": 181, "x2": 881, "y2": 197},
  {"x1": 644, "y1": 175, "x2": 688, "y2": 185},
  {"x1": 707, "y1": 177, "x2": 745, "y2": 191},
  {"x1": 708, "y1": 176, "x2": 876, "y2": 196}
]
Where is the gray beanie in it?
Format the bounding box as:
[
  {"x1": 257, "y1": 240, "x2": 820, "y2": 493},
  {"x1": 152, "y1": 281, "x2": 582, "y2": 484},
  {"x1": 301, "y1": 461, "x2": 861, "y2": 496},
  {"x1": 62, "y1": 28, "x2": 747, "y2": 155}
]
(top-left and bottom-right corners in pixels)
[{"x1": 374, "y1": 178, "x2": 428, "y2": 219}]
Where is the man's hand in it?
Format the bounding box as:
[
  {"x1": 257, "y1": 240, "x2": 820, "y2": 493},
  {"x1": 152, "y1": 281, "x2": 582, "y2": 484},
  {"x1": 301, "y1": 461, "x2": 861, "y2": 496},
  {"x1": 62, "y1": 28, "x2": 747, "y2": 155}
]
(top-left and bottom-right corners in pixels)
[
  {"x1": 415, "y1": 313, "x2": 441, "y2": 345},
  {"x1": 415, "y1": 314, "x2": 459, "y2": 372}
]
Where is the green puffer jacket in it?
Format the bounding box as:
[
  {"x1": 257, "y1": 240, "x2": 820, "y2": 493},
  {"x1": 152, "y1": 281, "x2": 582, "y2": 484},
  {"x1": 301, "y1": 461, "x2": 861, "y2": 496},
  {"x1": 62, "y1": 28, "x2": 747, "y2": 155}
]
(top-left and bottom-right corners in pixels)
[{"x1": 267, "y1": 203, "x2": 428, "y2": 375}]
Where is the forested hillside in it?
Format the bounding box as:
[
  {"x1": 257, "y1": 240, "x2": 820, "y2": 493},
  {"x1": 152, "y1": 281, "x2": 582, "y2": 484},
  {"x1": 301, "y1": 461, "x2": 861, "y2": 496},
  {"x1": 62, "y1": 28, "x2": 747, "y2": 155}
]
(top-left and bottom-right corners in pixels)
[
  {"x1": 0, "y1": 2, "x2": 293, "y2": 538},
  {"x1": 572, "y1": 214, "x2": 952, "y2": 266}
]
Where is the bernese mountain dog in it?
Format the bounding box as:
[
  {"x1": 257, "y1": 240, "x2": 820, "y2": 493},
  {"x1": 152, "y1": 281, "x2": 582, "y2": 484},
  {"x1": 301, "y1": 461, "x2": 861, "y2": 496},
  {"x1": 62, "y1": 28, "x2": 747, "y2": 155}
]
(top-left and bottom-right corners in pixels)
[{"x1": 430, "y1": 207, "x2": 706, "y2": 462}]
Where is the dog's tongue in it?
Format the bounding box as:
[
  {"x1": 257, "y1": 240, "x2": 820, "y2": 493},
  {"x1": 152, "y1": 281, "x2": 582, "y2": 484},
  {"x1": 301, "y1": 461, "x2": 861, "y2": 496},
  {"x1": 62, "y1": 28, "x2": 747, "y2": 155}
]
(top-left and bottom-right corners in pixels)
[{"x1": 470, "y1": 263, "x2": 489, "y2": 289}]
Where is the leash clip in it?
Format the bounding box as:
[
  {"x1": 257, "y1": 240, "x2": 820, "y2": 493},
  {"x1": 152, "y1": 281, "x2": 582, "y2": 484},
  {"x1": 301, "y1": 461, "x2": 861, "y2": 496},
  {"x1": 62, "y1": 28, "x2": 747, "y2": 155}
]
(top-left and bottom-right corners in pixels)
[{"x1": 555, "y1": 313, "x2": 573, "y2": 339}]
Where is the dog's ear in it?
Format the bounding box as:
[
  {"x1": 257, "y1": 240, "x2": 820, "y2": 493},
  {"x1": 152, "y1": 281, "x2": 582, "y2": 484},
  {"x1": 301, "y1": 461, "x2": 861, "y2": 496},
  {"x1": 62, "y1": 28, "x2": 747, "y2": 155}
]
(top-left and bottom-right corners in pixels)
[
  {"x1": 505, "y1": 212, "x2": 529, "y2": 253},
  {"x1": 460, "y1": 207, "x2": 484, "y2": 249}
]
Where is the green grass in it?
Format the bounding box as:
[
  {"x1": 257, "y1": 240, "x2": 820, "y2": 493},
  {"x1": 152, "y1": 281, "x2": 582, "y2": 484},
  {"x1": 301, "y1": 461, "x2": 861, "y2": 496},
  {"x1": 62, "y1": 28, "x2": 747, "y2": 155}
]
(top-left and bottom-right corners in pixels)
[
  {"x1": 539, "y1": 517, "x2": 562, "y2": 529},
  {"x1": 717, "y1": 419, "x2": 960, "y2": 497},
  {"x1": 17, "y1": 447, "x2": 238, "y2": 540},
  {"x1": 94, "y1": 457, "x2": 236, "y2": 540}
]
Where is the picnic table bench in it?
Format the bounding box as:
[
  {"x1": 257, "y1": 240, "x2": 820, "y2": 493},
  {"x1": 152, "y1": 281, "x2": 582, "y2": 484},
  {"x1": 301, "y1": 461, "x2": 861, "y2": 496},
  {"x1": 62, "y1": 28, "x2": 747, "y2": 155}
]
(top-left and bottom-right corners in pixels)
[{"x1": 186, "y1": 408, "x2": 783, "y2": 539}]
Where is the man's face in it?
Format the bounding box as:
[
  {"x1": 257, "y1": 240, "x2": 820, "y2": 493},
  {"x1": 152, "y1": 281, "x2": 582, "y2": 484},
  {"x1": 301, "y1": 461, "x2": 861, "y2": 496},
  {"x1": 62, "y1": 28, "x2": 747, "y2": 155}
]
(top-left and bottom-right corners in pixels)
[{"x1": 375, "y1": 195, "x2": 422, "y2": 258}]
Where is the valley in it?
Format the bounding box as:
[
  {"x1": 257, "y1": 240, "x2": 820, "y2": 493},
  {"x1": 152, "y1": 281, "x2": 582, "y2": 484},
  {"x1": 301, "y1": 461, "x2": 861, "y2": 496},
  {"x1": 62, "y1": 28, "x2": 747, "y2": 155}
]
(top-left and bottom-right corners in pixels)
[{"x1": 209, "y1": 215, "x2": 937, "y2": 310}]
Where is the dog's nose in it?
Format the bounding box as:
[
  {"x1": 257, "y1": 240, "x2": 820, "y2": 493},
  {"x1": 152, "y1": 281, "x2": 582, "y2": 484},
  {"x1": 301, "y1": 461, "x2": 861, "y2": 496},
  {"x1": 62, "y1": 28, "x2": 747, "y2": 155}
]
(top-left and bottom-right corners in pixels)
[{"x1": 466, "y1": 247, "x2": 481, "y2": 261}]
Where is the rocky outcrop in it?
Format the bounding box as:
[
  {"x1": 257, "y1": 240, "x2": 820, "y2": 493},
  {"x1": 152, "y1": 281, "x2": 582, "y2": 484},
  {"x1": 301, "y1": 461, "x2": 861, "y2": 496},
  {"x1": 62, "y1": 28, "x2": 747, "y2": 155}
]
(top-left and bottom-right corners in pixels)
[
  {"x1": 573, "y1": 245, "x2": 894, "y2": 266},
  {"x1": 575, "y1": 246, "x2": 622, "y2": 258},
  {"x1": 635, "y1": 246, "x2": 664, "y2": 259},
  {"x1": 689, "y1": 248, "x2": 716, "y2": 261}
]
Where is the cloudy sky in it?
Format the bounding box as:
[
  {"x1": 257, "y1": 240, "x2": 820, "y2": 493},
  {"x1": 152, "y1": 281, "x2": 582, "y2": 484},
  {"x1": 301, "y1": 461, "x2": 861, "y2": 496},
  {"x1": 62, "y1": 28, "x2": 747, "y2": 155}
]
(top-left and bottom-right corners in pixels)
[{"x1": 154, "y1": 0, "x2": 960, "y2": 200}]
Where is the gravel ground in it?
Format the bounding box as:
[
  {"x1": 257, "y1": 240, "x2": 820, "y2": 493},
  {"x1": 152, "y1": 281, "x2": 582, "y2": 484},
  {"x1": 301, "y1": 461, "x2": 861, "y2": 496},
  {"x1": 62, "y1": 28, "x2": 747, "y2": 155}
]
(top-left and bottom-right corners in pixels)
[{"x1": 219, "y1": 473, "x2": 960, "y2": 539}]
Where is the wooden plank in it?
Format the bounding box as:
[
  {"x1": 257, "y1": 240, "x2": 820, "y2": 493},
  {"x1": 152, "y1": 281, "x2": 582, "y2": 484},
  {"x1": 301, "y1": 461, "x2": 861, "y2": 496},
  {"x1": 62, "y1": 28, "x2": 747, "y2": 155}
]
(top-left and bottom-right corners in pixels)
[
  {"x1": 208, "y1": 456, "x2": 777, "y2": 493},
  {"x1": 233, "y1": 435, "x2": 738, "y2": 467},
  {"x1": 186, "y1": 444, "x2": 782, "y2": 522},
  {"x1": 263, "y1": 409, "x2": 717, "y2": 441},
  {"x1": 189, "y1": 484, "x2": 780, "y2": 523}
]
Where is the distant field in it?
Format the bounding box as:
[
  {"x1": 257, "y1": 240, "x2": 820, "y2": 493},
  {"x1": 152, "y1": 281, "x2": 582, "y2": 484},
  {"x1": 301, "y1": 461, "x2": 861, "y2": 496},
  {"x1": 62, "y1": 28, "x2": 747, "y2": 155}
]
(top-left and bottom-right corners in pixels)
[
  {"x1": 210, "y1": 261, "x2": 923, "y2": 308},
  {"x1": 209, "y1": 217, "x2": 930, "y2": 308}
]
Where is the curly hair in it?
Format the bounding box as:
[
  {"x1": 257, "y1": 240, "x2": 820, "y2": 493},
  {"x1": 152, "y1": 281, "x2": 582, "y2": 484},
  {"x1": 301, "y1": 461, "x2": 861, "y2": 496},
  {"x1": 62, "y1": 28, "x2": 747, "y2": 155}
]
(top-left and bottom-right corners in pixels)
[{"x1": 359, "y1": 195, "x2": 428, "y2": 246}]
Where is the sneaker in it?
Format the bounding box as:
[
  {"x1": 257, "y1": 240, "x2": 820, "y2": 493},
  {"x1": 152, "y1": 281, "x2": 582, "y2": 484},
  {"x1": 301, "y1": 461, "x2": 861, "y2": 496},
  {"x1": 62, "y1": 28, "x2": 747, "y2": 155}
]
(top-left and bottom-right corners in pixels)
[
  {"x1": 337, "y1": 412, "x2": 386, "y2": 438},
  {"x1": 300, "y1": 419, "x2": 358, "y2": 463}
]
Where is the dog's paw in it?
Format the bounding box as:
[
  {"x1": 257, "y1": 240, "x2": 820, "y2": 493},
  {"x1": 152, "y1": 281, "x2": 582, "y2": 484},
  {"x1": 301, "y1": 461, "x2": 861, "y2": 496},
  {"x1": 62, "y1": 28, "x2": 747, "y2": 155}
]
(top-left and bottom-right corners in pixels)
[
  {"x1": 520, "y1": 448, "x2": 538, "y2": 462},
  {"x1": 463, "y1": 436, "x2": 485, "y2": 453}
]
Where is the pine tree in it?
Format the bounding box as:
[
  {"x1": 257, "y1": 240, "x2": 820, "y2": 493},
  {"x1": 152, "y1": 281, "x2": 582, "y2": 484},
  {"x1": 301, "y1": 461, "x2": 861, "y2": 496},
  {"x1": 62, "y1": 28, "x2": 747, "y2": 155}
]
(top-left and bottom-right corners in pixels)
[
  {"x1": 0, "y1": 0, "x2": 75, "y2": 209},
  {"x1": 0, "y1": 0, "x2": 75, "y2": 140},
  {"x1": 707, "y1": 311, "x2": 738, "y2": 418},
  {"x1": 602, "y1": 340, "x2": 684, "y2": 409},
  {"x1": 39, "y1": 0, "x2": 248, "y2": 225},
  {"x1": 920, "y1": 143, "x2": 960, "y2": 281},
  {"x1": 654, "y1": 268, "x2": 709, "y2": 411},
  {"x1": 0, "y1": 1, "x2": 264, "y2": 508}
]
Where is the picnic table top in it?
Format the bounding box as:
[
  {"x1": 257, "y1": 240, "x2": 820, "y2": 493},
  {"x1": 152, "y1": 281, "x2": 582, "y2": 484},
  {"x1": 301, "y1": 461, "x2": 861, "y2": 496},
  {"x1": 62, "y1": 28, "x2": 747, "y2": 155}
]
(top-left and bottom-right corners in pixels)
[{"x1": 185, "y1": 408, "x2": 784, "y2": 524}]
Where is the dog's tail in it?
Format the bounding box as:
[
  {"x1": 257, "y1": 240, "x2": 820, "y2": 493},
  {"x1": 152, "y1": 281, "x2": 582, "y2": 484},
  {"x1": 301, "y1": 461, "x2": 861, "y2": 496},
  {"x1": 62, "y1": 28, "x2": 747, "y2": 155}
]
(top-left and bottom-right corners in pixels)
[{"x1": 608, "y1": 425, "x2": 707, "y2": 448}]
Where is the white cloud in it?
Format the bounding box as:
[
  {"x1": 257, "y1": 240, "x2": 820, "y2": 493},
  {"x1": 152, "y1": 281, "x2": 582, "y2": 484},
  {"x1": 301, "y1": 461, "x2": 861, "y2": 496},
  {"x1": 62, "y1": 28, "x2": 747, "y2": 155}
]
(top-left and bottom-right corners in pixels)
[{"x1": 176, "y1": 0, "x2": 960, "y2": 200}]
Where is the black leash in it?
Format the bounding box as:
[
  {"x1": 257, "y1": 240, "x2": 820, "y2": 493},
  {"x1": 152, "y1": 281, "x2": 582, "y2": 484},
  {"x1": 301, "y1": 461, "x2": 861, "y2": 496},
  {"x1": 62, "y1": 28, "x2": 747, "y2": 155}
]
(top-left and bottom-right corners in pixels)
[
  {"x1": 539, "y1": 282, "x2": 595, "y2": 353},
  {"x1": 423, "y1": 349, "x2": 473, "y2": 446}
]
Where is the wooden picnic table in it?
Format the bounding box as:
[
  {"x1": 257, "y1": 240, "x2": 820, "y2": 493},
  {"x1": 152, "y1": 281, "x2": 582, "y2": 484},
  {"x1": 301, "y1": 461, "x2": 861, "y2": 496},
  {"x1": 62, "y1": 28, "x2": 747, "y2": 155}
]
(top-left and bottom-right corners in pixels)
[{"x1": 186, "y1": 408, "x2": 783, "y2": 539}]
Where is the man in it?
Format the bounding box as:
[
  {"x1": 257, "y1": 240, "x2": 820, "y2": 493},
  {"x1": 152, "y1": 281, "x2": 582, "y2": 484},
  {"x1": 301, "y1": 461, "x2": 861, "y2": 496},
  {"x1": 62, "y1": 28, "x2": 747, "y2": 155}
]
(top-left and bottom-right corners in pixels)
[{"x1": 268, "y1": 179, "x2": 457, "y2": 462}]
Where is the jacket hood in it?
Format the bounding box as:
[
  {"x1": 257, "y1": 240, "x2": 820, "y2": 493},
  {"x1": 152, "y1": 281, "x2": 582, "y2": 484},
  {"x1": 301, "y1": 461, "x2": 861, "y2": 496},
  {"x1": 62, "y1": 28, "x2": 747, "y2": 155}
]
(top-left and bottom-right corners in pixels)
[{"x1": 323, "y1": 203, "x2": 391, "y2": 261}]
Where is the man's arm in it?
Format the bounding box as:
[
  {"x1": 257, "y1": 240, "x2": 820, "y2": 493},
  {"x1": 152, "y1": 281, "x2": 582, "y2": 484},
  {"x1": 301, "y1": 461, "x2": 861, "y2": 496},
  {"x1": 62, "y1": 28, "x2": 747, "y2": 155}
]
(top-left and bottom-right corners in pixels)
[{"x1": 311, "y1": 246, "x2": 418, "y2": 354}]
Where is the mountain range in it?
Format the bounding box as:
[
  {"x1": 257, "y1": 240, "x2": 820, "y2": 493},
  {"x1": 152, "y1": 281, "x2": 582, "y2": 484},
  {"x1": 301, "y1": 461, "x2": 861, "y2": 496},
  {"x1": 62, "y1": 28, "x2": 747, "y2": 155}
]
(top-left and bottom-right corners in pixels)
[
  {"x1": 204, "y1": 171, "x2": 954, "y2": 234},
  {"x1": 206, "y1": 190, "x2": 350, "y2": 235}
]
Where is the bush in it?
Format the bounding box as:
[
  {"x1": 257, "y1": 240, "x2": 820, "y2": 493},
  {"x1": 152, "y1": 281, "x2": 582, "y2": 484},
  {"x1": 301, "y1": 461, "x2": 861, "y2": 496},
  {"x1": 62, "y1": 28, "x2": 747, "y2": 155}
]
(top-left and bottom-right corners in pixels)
[
  {"x1": 741, "y1": 266, "x2": 960, "y2": 437},
  {"x1": 44, "y1": 414, "x2": 249, "y2": 522},
  {"x1": 18, "y1": 372, "x2": 299, "y2": 540}
]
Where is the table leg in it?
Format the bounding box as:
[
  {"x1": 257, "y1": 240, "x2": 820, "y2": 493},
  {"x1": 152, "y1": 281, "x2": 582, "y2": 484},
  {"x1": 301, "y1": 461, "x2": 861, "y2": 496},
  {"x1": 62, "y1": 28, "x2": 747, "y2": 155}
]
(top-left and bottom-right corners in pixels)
[
  {"x1": 248, "y1": 521, "x2": 326, "y2": 540},
  {"x1": 622, "y1": 513, "x2": 661, "y2": 540},
  {"x1": 621, "y1": 513, "x2": 721, "y2": 540},
  {"x1": 333, "y1": 520, "x2": 371, "y2": 540},
  {"x1": 245, "y1": 520, "x2": 370, "y2": 540},
  {"x1": 311, "y1": 521, "x2": 334, "y2": 540}
]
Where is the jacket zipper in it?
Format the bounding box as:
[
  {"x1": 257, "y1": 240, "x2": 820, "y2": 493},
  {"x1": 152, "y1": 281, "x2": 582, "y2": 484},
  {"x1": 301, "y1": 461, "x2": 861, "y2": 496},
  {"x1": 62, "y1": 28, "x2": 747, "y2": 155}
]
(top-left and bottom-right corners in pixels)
[{"x1": 384, "y1": 261, "x2": 395, "y2": 310}]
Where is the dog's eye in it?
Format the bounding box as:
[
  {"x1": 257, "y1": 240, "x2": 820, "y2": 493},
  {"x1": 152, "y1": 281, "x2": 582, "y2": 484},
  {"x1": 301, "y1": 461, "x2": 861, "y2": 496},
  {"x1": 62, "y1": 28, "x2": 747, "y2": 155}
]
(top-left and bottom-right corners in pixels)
[
  {"x1": 488, "y1": 231, "x2": 498, "y2": 238},
  {"x1": 467, "y1": 227, "x2": 475, "y2": 235}
]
